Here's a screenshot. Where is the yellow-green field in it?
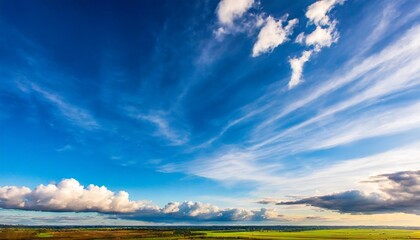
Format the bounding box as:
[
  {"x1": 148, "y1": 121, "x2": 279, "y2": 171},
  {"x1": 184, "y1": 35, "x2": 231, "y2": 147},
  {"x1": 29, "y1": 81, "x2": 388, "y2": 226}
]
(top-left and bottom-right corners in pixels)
[
  {"x1": 201, "y1": 229, "x2": 420, "y2": 239},
  {"x1": 0, "y1": 228, "x2": 419, "y2": 239}
]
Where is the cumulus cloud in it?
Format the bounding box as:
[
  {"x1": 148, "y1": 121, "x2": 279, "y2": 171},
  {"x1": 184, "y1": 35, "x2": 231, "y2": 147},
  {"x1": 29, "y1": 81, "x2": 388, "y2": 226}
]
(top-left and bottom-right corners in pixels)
[
  {"x1": 0, "y1": 178, "x2": 155, "y2": 213},
  {"x1": 215, "y1": 0, "x2": 255, "y2": 37},
  {"x1": 279, "y1": 170, "x2": 420, "y2": 215},
  {"x1": 287, "y1": 0, "x2": 343, "y2": 88},
  {"x1": 124, "y1": 202, "x2": 283, "y2": 222},
  {"x1": 252, "y1": 16, "x2": 298, "y2": 57},
  {"x1": 306, "y1": 0, "x2": 343, "y2": 27},
  {"x1": 305, "y1": 24, "x2": 339, "y2": 50},
  {"x1": 288, "y1": 50, "x2": 312, "y2": 89},
  {"x1": 217, "y1": 0, "x2": 255, "y2": 26},
  {"x1": 0, "y1": 179, "x2": 284, "y2": 222},
  {"x1": 302, "y1": 0, "x2": 343, "y2": 48}
]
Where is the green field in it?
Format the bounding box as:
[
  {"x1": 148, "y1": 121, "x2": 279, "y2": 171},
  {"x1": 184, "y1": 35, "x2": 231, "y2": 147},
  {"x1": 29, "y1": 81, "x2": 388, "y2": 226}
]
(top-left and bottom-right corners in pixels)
[
  {"x1": 201, "y1": 229, "x2": 420, "y2": 239},
  {"x1": 0, "y1": 228, "x2": 419, "y2": 239}
]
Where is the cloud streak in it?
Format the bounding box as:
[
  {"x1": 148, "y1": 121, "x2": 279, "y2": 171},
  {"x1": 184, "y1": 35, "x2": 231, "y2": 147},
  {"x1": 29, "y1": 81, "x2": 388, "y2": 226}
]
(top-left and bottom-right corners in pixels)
[
  {"x1": 28, "y1": 83, "x2": 100, "y2": 130},
  {"x1": 254, "y1": 24, "x2": 420, "y2": 148},
  {"x1": 137, "y1": 113, "x2": 189, "y2": 145}
]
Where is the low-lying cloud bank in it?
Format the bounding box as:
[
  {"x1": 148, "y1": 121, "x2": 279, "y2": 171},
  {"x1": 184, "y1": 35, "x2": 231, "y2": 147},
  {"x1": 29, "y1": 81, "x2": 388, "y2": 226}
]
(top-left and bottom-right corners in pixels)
[
  {"x1": 278, "y1": 170, "x2": 420, "y2": 215},
  {"x1": 0, "y1": 178, "x2": 282, "y2": 222},
  {"x1": 120, "y1": 202, "x2": 283, "y2": 222}
]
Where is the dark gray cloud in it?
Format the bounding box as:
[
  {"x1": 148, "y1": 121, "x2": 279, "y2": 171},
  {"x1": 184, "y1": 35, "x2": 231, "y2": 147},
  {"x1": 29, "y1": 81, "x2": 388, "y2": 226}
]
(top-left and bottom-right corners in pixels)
[
  {"x1": 257, "y1": 200, "x2": 273, "y2": 205},
  {"x1": 279, "y1": 170, "x2": 420, "y2": 215},
  {"x1": 256, "y1": 199, "x2": 278, "y2": 205}
]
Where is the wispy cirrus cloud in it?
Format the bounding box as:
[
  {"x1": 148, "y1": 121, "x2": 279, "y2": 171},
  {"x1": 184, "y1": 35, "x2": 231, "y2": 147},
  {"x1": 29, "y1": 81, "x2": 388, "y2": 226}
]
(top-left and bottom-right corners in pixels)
[
  {"x1": 169, "y1": 139, "x2": 420, "y2": 200},
  {"x1": 2, "y1": 0, "x2": 420, "y2": 225},
  {"x1": 160, "y1": 150, "x2": 283, "y2": 184},
  {"x1": 254, "y1": 23, "x2": 420, "y2": 141},
  {"x1": 19, "y1": 83, "x2": 100, "y2": 131},
  {"x1": 169, "y1": 24, "x2": 420, "y2": 190},
  {"x1": 308, "y1": 102, "x2": 420, "y2": 150},
  {"x1": 206, "y1": 2, "x2": 410, "y2": 148},
  {"x1": 132, "y1": 111, "x2": 189, "y2": 146},
  {"x1": 252, "y1": 142, "x2": 420, "y2": 199},
  {"x1": 140, "y1": 114, "x2": 188, "y2": 146}
]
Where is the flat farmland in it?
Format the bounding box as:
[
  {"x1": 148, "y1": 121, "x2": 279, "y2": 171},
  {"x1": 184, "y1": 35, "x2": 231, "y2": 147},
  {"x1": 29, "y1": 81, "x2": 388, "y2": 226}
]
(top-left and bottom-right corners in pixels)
[
  {"x1": 0, "y1": 228, "x2": 419, "y2": 239},
  {"x1": 201, "y1": 229, "x2": 420, "y2": 239}
]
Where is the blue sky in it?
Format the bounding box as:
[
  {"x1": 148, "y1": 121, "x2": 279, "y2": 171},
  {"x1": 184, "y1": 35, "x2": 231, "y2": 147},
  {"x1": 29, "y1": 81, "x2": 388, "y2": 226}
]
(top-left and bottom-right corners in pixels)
[{"x1": 0, "y1": 0, "x2": 419, "y2": 225}]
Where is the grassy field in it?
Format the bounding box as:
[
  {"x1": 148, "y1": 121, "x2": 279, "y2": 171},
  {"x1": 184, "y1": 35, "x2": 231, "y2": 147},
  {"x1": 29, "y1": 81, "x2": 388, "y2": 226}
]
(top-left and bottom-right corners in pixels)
[
  {"x1": 0, "y1": 228, "x2": 419, "y2": 239},
  {"x1": 201, "y1": 229, "x2": 420, "y2": 239}
]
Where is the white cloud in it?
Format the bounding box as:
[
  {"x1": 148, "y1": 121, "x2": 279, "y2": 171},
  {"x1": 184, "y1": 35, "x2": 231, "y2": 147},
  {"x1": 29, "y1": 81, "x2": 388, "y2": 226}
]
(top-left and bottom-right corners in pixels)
[
  {"x1": 288, "y1": 0, "x2": 342, "y2": 88},
  {"x1": 302, "y1": 0, "x2": 343, "y2": 48},
  {"x1": 162, "y1": 151, "x2": 282, "y2": 184},
  {"x1": 217, "y1": 0, "x2": 255, "y2": 26},
  {"x1": 0, "y1": 186, "x2": 31, "y2": 209},
  {"x1": 286, "y1": 0, "x2": 343, "y2": 88},
  {"x1": 289, "y1": 11, "x2": 340, "y2": 89},
  {"x1": 0, "y1": 179, "x2": 155, "y2": 213},
  {"x1": 252, "y1": 16, "x2": 298, "y2": 57},
  {"x1": 305, "y1": 24, "x2": 338, "y2": 49},
  {"x1": 259, "y1": 38, "x2": 420, "y2": 149},
  {"x1": 0, "y1": 178, "x2": 284, "y2": 222},
  {"x1": 288, "y1": 50, "x2": 312, "y2": 89},
  {"x1": 305, "y1": 0, "x2": 343, "y2": 27}
]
